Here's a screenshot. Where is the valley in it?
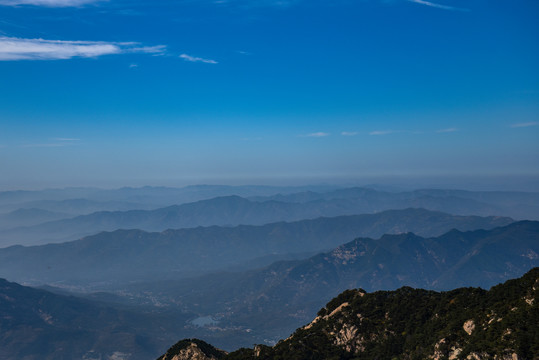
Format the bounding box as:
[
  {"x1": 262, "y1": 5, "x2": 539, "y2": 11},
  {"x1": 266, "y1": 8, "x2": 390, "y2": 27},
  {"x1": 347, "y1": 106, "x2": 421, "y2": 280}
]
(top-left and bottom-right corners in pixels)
[{"x1": 0, "y1": 186, "x2": 537, "y2": 359}]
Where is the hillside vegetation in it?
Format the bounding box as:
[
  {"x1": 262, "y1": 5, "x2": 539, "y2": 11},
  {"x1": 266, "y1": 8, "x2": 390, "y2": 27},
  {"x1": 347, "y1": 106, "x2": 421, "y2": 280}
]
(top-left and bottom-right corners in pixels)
[{"x1": 160, "y1": 267, "x2": 539, "y2": 360}]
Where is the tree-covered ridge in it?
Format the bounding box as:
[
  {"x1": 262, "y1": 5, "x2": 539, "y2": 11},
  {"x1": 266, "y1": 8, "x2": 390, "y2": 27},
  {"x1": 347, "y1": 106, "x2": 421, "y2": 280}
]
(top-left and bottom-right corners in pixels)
[{"x1": 169, "y1": 268, "x2": 539, "y2": 360}]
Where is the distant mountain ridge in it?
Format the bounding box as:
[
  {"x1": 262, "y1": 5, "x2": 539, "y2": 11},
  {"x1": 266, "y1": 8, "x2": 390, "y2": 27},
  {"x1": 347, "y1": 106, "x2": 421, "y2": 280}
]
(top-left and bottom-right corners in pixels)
[
  {"x1": 2, "y1": 195, "x2": 348, "y2": 246},
  {"x1": 0, "y1": 185, "x2": 323, "y2": 204},
  {"x1": 0, "y1": 208, "x2": 69, "y2": 230},
  {"x1": 0, "y1": 185, "x2": 337, "y2": 213},
  {"x1": 3, "y1": 185, "x2": 536, "y2": 246},
  {"x1": 0, "y1": 185, "x2": 339, "y2": 244},
  {"x1": 0, "y1": 209, "x2": 512, "y2": 286},
  {"x1": 250, "y1": 187, "x2": 539, "y2": 220}
]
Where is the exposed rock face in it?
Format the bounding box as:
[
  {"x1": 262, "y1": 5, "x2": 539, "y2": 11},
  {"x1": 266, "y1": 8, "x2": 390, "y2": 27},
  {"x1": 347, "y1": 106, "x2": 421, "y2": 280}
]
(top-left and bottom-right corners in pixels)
[
  {"x1": 463, "y1": 319, "x2": 475, "y2": 335},
  {"x1": 162, "y1": 344, "x2": 211, "y2": 360},
  {"x1": 156, "y1": 339, "x2": 226, "y2": 360},
  {"x1": 431, "y1": 338, "x2": 446, "y2": 360},
  {"x1": 448, "y1": 347, "x2": 462, "y2": 360},
  {"x1": 333, "y1": 323, "x2": 364, "y2": 353}
]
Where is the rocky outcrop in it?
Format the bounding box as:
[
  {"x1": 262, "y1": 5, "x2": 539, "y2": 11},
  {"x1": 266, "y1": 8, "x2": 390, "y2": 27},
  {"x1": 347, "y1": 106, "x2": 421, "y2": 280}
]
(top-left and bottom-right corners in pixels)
[
  {"x1": 156, "y1": 339, "x2": 226, "y2": 360},
  {"x1": 463, "y1": 319, "x2": 475, "y2": 335}
]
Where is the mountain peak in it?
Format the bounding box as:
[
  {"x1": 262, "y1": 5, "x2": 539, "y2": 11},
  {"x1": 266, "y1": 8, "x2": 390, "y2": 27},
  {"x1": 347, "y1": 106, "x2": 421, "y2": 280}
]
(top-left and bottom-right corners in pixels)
[
  {"x1": 378, "y1": 231, "x2": 420, "y2": 241},
  {"x1": 156, "y1": 339, "x2": 226, "y2": 360}
]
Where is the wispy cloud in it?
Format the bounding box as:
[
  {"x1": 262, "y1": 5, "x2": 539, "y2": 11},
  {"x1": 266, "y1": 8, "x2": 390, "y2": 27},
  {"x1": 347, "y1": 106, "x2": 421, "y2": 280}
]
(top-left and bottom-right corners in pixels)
[
  {"x1": 301, "y1": 132, "x2": 330, "y2": 137},
  {"x1": 0, "y1": 0, "x2": 102, "y2": 7},
  {"x1": 511, "y1": 121, "x2": 539, "y2": 128},
  {"x1": 341, "y1": 131, "x2": 358, "y2": 136},
  {"x1": 21, "y1": 143, "x2": 68, "y2": 148},
  {"x1": 0, "y1": 37, "x2": 165, "y2": 61},
  {"x1": 53, "y1": 138, "x2": 80, "y2": 141},
  {"x1": 436, "y1": 128, "x2": 459, "y2": 133},
  {"x1": 180, "y1": 53, "x2": 218, "y2": 64},
  {"x1": 407, "y1": 0, "x2": 469, "y2": 12},
  {"x1": 369, "y1": 130, "x2": 395, "y2": 136}
]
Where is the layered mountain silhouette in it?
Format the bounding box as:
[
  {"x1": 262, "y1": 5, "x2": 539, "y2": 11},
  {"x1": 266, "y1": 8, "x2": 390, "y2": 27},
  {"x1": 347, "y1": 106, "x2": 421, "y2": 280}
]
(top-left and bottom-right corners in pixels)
[
  {"x1": 1, "y1": 186, "x2": 537, "y2": 246},
  {"x1": 250, "y1": 187, "x2": 539, "y2": 220},
  {"x1": 0, "y1": 185, "x2": 336, "y2": 208},
  {"x1": 0, "y1": 185, "x2": 335, "y2": 218},
  {"x1": 0, "y1": 208, "x2": 69, "y2": 230},
  {"x1": 0, "y1": 209, "x2": 512, "y2": 286}
]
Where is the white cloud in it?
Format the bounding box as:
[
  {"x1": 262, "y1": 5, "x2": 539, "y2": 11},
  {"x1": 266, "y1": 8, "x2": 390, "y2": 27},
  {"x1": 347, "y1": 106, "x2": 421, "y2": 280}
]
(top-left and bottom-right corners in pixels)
[
  {"x1": 128, "y1": 45, "x2": 166, "y2": 54},
  {"x1": 369, "y1": 130, "x2": 395, "y2": 136},
  {"x1": 436, "y1": 128, "x2": 458, "y2": 133},
  {"x1": 341, "y1": 131, "x2": 358, "y2": 136},
  {"x1": 407, "y1": 0, "x2": 469, "y2": 12},
  {"x1": 180, "y1": 53, "x2": 218, "y2": 64},
  {"x1": 0, "y1": 37, "x2": 165, "y2": 61},
  {"x1": 511, "y1": 122, "x2": 539, "y2": 128},
  {"x1": 0, "y1": 0, "x2": 101, "y2": 7},
  {"x1": 302, "y1": 132, "x2": 330, "y2": 137}
]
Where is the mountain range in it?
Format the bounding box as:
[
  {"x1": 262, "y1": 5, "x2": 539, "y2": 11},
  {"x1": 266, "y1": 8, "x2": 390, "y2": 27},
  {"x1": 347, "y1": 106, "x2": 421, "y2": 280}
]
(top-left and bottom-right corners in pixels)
[
  {"x1": 1, "y1": 186, "x2": 538, "y2": 247},
  {"x1": 0, "y1": 208, "x2": 512, "y2": 286},
  {"x1": 0, "y1": 222, "x2": 537, "y2": 359},
  {"x1": 0, "y1": 185, "x2": 537, "y2": 359},
  {"x1": 0, "y1": 185, "x2": 337, "y2": 215},
  {"x1": 108, "y1": 221, "x2": 539, "y2": 349}
]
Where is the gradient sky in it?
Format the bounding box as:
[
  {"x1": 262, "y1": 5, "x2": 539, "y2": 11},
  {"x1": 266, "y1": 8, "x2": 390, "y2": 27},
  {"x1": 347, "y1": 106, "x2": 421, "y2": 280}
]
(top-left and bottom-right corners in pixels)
[{"x1": 0, "y1": 0, "x2": 538, "y2": 190}]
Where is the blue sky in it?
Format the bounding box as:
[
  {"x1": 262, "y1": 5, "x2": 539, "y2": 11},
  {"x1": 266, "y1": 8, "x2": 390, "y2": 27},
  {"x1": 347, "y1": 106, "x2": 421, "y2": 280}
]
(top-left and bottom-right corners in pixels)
[{"x1": 0, "y1": 0, "x2": 538, "y2": 190}]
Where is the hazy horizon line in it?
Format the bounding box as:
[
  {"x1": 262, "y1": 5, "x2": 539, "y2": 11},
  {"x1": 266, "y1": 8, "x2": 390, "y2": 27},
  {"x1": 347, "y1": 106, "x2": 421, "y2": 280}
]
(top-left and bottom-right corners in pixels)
[{"x1": 1, "y1": 174, "x2": 539, "y2": 192}]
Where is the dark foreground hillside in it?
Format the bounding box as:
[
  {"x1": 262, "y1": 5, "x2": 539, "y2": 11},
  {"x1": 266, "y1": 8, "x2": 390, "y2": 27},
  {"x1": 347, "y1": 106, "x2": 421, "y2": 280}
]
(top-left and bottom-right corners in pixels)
[
  {"x1": 159, "y1": 267, "x2": 539, "y2": 360},
  {"x1": 0, "y1": 278, "x2": 194, "y2": 360}
]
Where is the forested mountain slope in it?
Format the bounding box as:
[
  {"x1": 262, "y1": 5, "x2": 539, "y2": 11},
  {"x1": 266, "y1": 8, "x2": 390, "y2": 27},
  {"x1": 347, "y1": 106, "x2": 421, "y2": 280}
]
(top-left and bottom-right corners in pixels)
[{"x1": 159, "y1": 267, "x2": 539, "y2": 360}]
